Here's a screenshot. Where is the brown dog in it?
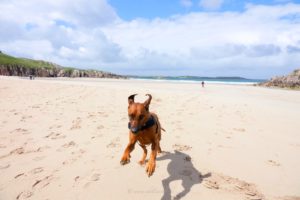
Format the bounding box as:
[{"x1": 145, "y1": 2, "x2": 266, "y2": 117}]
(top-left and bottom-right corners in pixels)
[{"x1": 120, "y1": 94, "x2": 163, "y2": 176}]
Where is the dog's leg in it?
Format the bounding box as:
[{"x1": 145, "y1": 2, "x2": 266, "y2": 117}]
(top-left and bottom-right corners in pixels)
[
  {"x1": 138, "y1": 144, "x2": 147, "y2": 165},
  {"x1": 120, "y1": 135, "x2": 137, "y2": 165},
  {"x1": 158, "y1": 142, "x2": 162, "y2": 154},
  {"x1": 146, "y1": 140, "x2": 158, "y2": 176}
]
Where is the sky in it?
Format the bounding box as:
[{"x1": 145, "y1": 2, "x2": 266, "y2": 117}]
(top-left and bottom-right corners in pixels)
[{"x1": 1, "y1": 0, "x2": 300, "y2": 78}]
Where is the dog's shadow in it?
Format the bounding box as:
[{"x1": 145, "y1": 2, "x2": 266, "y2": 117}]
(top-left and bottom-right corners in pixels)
[{"x1": 157, "y1": 150, "x2": 211, "y2": 200}]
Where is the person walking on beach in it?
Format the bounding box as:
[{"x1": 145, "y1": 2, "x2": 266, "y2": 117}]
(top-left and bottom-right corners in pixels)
[{"x1": 201, "y1": 81, "x2": 205, "y2": 88}]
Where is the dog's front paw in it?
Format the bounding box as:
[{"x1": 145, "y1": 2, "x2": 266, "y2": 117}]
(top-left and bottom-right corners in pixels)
[
  {"x1": 138, "y1": 160, "x2": 146, "y2": 166},
  {"x1": 146, "y1": 161, "x2": 156, "y2": 177},
  {"x1": 120, "y1": 159, "x2": 130, "y2": 165},
  {"x1": 120, "y1": 155, "x2": 130, "y2": 165}
]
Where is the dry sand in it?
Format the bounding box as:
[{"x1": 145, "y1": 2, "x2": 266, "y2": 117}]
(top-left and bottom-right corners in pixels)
[{"x1": 0, "y1": 76, "x2": 300, "y2": 200}]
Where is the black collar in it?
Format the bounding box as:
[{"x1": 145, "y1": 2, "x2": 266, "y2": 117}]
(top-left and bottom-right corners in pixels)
[{"x1": 128, "y1": 115, "x2": 156, "y2": 135}]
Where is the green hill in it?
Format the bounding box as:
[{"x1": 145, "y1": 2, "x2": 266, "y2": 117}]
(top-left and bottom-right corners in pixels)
[
  {"x1": 0, "y1": 52, "x2": 59, "y2": 69},
  {"x1": 0, "y1": 51, "x2": 125, "y2": 79}
]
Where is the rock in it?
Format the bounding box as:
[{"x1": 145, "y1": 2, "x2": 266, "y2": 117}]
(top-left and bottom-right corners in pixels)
[
  {"x1": 0, "y1": 64, "x2": 126, "y2": 79},
  {"x1": 258, "y1": 69, "x2": 300, "y2": 89},
  {"x1": 0, "y1": 52, "x2": 127, "y2": 79}
]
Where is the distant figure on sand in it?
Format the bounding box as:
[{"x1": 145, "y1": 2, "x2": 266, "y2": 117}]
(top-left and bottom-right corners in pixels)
[
  {"x1": 201, "y1": 81, "x2": 205, "y2": 88},
  {"x1": 29, "y1": 75, "x2": 35, "y2": 80}
]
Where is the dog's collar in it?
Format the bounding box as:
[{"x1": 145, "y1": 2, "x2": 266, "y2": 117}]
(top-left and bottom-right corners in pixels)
[{"x1": 128, "y1": 115, "x2": 156, "y2": 135}]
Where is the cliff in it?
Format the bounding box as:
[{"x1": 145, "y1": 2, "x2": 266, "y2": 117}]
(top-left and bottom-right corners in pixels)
[
  {"x1": 0, "y1": 52, "x2": 126, "y2": 79},
  {"x1": 258, "y1": 69, "x2": 300, "y2": 89}
]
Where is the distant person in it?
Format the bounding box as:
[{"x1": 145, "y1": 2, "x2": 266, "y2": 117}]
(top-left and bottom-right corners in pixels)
[
  {"x1": 201, "y1": 81, "x2": 205, "y2": 88},
  {"x1": 29, "y1": 75, "x2": 33, "y2": 80}
]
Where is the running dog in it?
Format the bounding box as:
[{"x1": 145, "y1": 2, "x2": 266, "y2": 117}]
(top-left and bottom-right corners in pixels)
[{"x1": 120, "y1": 94, "x2": 164, "y2": 177}]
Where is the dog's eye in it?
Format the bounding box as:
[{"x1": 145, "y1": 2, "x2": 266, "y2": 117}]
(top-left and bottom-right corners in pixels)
[
  {"x1": 139, "y1": 115, "x2": 144, "y2": 120},
  {"x1": 129, "y1": 114, "x2": 135, "y2": 120}
]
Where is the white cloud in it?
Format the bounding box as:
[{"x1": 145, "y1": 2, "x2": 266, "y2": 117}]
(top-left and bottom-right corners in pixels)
[
  {"x1": 0, "y1": 1, "x2": 300, "y2": 78},
  {"x1": 102, "y1": 3, "x2": 300, "y2": 77},
  {"x1": 0, "y1": 0, "x2": 123, "y2": 67},
  {"x1": 180, "y1": 0, "x2": 193, "y2": 8},
  {"x1": 199, "y1": 0, "x2": 224, "y2": 10},
  {"x1": 3, "y1": 40, "x2": 54, "y2": 59}
]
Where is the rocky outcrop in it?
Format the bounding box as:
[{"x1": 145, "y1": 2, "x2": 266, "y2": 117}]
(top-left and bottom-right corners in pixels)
[
  {"x1": 0, "y1": 51, "x2": 126, "y2": 79},
  {"x1": 0, "y1": 64, "x2": 126, "y2": 79},
  {"x1": 258, "y1": 69, "x2": 300, "y2": 89}
]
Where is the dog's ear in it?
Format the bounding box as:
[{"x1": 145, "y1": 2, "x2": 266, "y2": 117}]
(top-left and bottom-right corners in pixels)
[
  {"x1": 143, "y1": 94, "x2": 152, "y2": 111},
  {"x1": 128, "y1": 94, "x2": 137, "y2": 105}
]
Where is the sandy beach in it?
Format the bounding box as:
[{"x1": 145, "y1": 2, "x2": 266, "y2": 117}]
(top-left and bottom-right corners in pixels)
[{"x1": 0, "y1": 76, "x2": 299, "y2": 200}]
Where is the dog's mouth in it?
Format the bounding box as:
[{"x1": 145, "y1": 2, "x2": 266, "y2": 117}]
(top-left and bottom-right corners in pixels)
[
  {"x1": 128, "y1": 122, "x2": 141, "y2": 134},
  {"x1": 128, "y1": 115, "x2": 156, "y2": 135},
  {"x1": 130, "y1": 127, "x2": 140, "y2": 134}
]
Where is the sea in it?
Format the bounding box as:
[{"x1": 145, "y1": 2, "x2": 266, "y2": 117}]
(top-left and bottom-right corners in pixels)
[{"x1": 129, "y1": 76, "x2": 266, "y2": 85}]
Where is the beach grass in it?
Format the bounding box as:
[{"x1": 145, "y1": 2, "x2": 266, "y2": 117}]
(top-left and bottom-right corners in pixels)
[{"x1": 0, "y1": 52, "x2": 58, "y2": 69}]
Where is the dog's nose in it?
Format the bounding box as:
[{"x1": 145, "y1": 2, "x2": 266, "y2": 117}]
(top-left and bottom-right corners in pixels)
[{"x1": 131, "y1": 127, "x2": 139, "y2": 133}]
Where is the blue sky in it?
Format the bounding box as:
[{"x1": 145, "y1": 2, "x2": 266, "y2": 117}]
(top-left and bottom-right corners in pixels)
[
  {"x1": 1, "y1": 0, "x2": 300, "y2": 78},
  {"x1": 109, "y1": 0, "x2": 299, "y2": 19}
]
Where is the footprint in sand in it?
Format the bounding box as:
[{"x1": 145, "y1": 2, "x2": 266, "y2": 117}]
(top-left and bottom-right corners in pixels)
[
  {"x1": 49, "y1": 124, "x2": 62, "y2": 130},
  {"x1": 74, "y1": 176, "x2": 80, "y2": 182},
  {"x1": 15, "y1": 173, "x2": 26, "y2": 179},
  {"x1": 16, "y1": 190, "x2": 33, "y2": 200},
  {"x1": 202, "y1": 172, "x2": 264, "y2": 200},
  {"x1": 84, "y1": 173, "x2": 101, "y2": 188},
  {"x1": 87, "y1": 113, "x2": 96, "y2": 118},
  {"x1": 267, "y1": 159, "x2": 280, "y2": 166},
  {"x1": 214, "y1": 173, "x2": 264, "y2": 200},
  {"x1": 57, "y1": 141, "x2": 76, "y2": 152},
  {"x1": 106, "y1": 137, "x2": 120, "y2": 148},
  {"x1": 10, "y1": 128, "x2": 29, "y2": 135},
  {"x1": 0, "y1": 163, "x2": 10, "y2": 170},
  {"x1": 33, "y1": 156, "x2": 46, "y2": 161},
  {"x1": 70, "y1": 117, "x2": 82, "y2": 130},
  {"x1": 233, "y1": 128, "x2": 246, "y2": 132},
  {"x1": 20, "y1": 115, "x2": 32, "y2": 122},
  {"x1": 63, "y1": 158, "x2": 78, "y2": 165},
  {"x1": 97, "y1": 125, "x2": 104, "y2": 130},
  {"x1": 63, "y1": 149, "x2": 85, "y2": 165},
  {"x1": 45, "y1": 132, "x2": 66, "y2": 140},
  {"x1": 62, "y1": 141, "x2": 76, "y2": 148},
  {"x1": 1, "y1": 146, "x2": 47, "y2": 160},
  {"x1": 32, "y1": 175, "x2": 53, "y2": 189},
  {"x1": 204, "y1": 179, "x2": 219, "y2": 189},
  {"x1": 10, "y1": 147, "x2": 25, "y2": 155},
  {"x1": 91, "y1": 133, "x2": 103, "y2": 139},
  {"x1": 172, "y1": 144, "x2": 192, "y2": 151},
  {"x1": 237, "y1": 185, "x2": 263, "y2": 200},
  {"x1": 29, "y1": 167, "x2": 44, "y2": 174},
  {"x1": 90, "y1": 173, "x2": 101, "y2": 181},
  {"x1": 71, "y1": 149, "x2": 86, "y2": 155}
]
